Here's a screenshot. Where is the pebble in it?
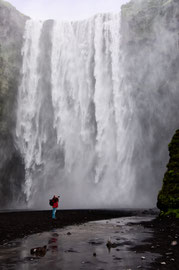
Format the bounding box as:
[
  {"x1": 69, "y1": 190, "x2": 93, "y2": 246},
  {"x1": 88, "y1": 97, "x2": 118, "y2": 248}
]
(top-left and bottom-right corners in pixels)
[
  {"x1": 141, "y1": 256, "x2": 146, "y2": 260},
  {"x1": 67, "y1": 232, "x2": 71, "y2": 235},
  {"x1": 165, "y1": 252, "x2": 173, "y2": 255},
  {"x1": 171, "y1": 240, "x2": 177, "y2": 246},
  {"x1": 161, "y1": 262, "x2": 166, "y2": 265},
  {"x1": 170, "y1": 258, "x2": 175, "y2": 261},
  {"x1": 93, "y1": 252, "x2": 96, "y2": 257}
]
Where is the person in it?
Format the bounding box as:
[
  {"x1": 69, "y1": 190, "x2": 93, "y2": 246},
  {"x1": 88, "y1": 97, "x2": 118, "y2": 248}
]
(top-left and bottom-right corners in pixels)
[{"x1": 51, "y1": 195, "x2": 59, "y2": 219}]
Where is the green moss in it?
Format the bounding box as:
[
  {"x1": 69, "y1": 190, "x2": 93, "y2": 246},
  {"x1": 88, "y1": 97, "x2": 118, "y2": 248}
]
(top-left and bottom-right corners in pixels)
[
  {"x1": 157, "y1": 130, "x2": 179, "y2": 217},
  {"x1": 160, "y1": 209, "x2": 179, "y2": 218}
]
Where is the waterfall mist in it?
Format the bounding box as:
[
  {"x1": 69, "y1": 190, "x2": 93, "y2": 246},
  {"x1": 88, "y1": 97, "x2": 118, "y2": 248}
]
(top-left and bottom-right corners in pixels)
[{"x1": 15, "y1": 1, "x2": 179, "y2": 209}]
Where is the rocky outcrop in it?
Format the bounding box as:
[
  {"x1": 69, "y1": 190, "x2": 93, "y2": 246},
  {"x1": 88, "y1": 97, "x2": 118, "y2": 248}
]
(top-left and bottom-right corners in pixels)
[
  {"x1": 157, "y1": 130, "x2": 179, "y2": 217},
  {"x1": 0, "y1": 0, "x2": 28, "y2": 207}
]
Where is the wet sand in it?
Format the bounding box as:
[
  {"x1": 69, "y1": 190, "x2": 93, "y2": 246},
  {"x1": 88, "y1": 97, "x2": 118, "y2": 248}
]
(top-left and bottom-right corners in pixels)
[
  {"x1": 0, "y1": 216, "x2": 158, "y2": 270},
  {"x1": 0, "y1": 209, "x2": 150, "y2": 244},
  {"x1": 0, "y1": 209, "x2": 178, "y2": 269}
]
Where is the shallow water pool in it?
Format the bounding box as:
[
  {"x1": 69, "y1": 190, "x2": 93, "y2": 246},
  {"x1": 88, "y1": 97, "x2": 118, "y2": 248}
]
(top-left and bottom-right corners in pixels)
[{"x1": 0, "y1": 216, "x2": 160, "y2": 270}]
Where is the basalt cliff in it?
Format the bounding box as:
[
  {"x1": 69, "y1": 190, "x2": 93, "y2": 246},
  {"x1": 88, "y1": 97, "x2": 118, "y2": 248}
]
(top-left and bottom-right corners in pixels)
[{"x1": 0, "y1": 0, "x2": 28, "y2": 206}]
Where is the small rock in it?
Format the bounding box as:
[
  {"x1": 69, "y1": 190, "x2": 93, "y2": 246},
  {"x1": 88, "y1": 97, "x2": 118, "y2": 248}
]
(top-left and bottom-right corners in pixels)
[
  {"x1": 113, "y1": 256, "x2": 121, "y2": 261},
  {"x1": 67, "y1": 232, "x2": 71, "y2": 236},
  {"x1": 170, "y1": 258, "x2": 175, "y2": 261},
  {"x1": 30, "y1": 245, "x2": 47, "y2": 257},
  {"x1": 93, "y1": 252, "x2": 96, "y2": 257},
  {"x1": 171, "y1": 241, "x2": 177, "y2": 246},
  {"x1": 106, "y1": 240, "x2": 120, "y2": 249},
  {"x1": 65, "y1": 248, "x2": 78, "y2": 253},
  {"x1": 89, "y1": 239, "x2": 103, "y2": 245},
  {"x1": 166, "y1": 252, "x2": 173, "y2": 255},
  {"x1": 81, "y1": 261, "x2": 91, "y2": 264},
  {"x1": 151, "y1": 246, "x2": 155, "y2": 249},
  {"x1": 141, "y1": 256, "x2": 146, "y2": 260},
  {"x1": 52, "y1": 233, "x2": 59, "y2": 237},
  {"x1": 137, "y1": 266, "x2": 142, "y2": 269},
  {"x1": 161, "y1": 262, "x2": 166, "y2": 265}
]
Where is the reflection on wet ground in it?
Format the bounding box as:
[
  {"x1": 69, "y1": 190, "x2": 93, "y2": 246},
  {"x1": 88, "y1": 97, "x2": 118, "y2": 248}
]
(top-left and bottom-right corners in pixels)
[{"x1": 0, "y1": 216, "x2": 160, "y2": 270}]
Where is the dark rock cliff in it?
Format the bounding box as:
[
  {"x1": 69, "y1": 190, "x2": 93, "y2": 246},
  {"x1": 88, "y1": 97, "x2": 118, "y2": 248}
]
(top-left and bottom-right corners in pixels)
[
  {"x1": 157, "y1": 130, "x2": 179, "y2": 217},
  {"x1": 0, "y1": 0, "x2": 28, "y2": 207}
]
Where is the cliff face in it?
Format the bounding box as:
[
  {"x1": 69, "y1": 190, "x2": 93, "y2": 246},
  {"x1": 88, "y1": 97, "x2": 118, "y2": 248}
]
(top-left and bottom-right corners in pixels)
[
  {"x1": 0, "y1": 0, "x2": 179, "y2": 208},
  {"x1": 157, "y1": 130, "x2": 179, "y2": 217},
  {"x1": 0, "y1": 0, "x2": 28, "y2": 207},
  {"x1": 120, "y1": 0, "x2": 179, "y2": 204}
]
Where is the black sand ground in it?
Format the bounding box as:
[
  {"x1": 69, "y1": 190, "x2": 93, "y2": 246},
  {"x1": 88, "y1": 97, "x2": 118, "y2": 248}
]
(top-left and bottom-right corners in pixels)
[
  {"x1": 133, "y1": 216, "x2": 179, "y2": 270},
  {"x1": 0, "y1": 209, "x2": 178, "y2": 269},
  {"x1": 0, "y1": 209, "x2": 140, "y2": 244}
]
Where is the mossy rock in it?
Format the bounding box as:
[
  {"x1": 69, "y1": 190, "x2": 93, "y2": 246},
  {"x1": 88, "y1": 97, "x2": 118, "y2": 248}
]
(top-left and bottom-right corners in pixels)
[
  {"x1": 160, "y1": 209, "x2": 179, "y2": 218},
  {"x1": 157, "y1": 130, "x2": 179, "y2": 217}
]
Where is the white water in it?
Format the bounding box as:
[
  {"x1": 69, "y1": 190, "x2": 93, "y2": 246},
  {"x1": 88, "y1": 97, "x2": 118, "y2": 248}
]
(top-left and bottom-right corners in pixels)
[
  {"x1": 16, "y1": 20, "x2": 44, "y2": 202},
  {"x1": 15, "y1": 13, "x2": 166, "y2": 209}
]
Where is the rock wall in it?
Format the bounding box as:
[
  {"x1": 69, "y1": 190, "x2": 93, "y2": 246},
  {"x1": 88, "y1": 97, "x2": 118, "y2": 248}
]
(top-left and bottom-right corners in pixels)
[{"x1": 0, "y1": 0, "x2": 28, "y2": 207}]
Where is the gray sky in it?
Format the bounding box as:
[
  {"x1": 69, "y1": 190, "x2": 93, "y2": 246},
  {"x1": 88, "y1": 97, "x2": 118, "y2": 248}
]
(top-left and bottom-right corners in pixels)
[{"x1": 7, "y1": 0, "x2": 130, "y2": 20}]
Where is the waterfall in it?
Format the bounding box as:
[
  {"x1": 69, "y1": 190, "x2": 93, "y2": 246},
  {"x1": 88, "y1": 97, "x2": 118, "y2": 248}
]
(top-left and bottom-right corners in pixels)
[
  {"x1": 16, "y1": 11, "x2": 175, "y2": 209},
  {"x1": 16, "y1": 20, "x2": 43, "y2": 202}
]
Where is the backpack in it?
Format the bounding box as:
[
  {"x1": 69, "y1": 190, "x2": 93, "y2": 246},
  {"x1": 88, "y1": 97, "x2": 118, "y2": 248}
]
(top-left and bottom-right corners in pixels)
[{"x1": 49, "y1": 199, "x2": 54, "y2": 206}]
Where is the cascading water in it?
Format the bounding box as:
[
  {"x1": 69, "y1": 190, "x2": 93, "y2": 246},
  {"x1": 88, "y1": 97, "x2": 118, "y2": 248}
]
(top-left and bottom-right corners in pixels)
[
  {"x1": 16, "y1": 20, "x2": 44, "y2": 202},
  {"x1": 15, "y1": 8, "x2": 179, "y2": 209},
  {"x1": 16, "y1": 14, "x2": 136, "y2": 208}
]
